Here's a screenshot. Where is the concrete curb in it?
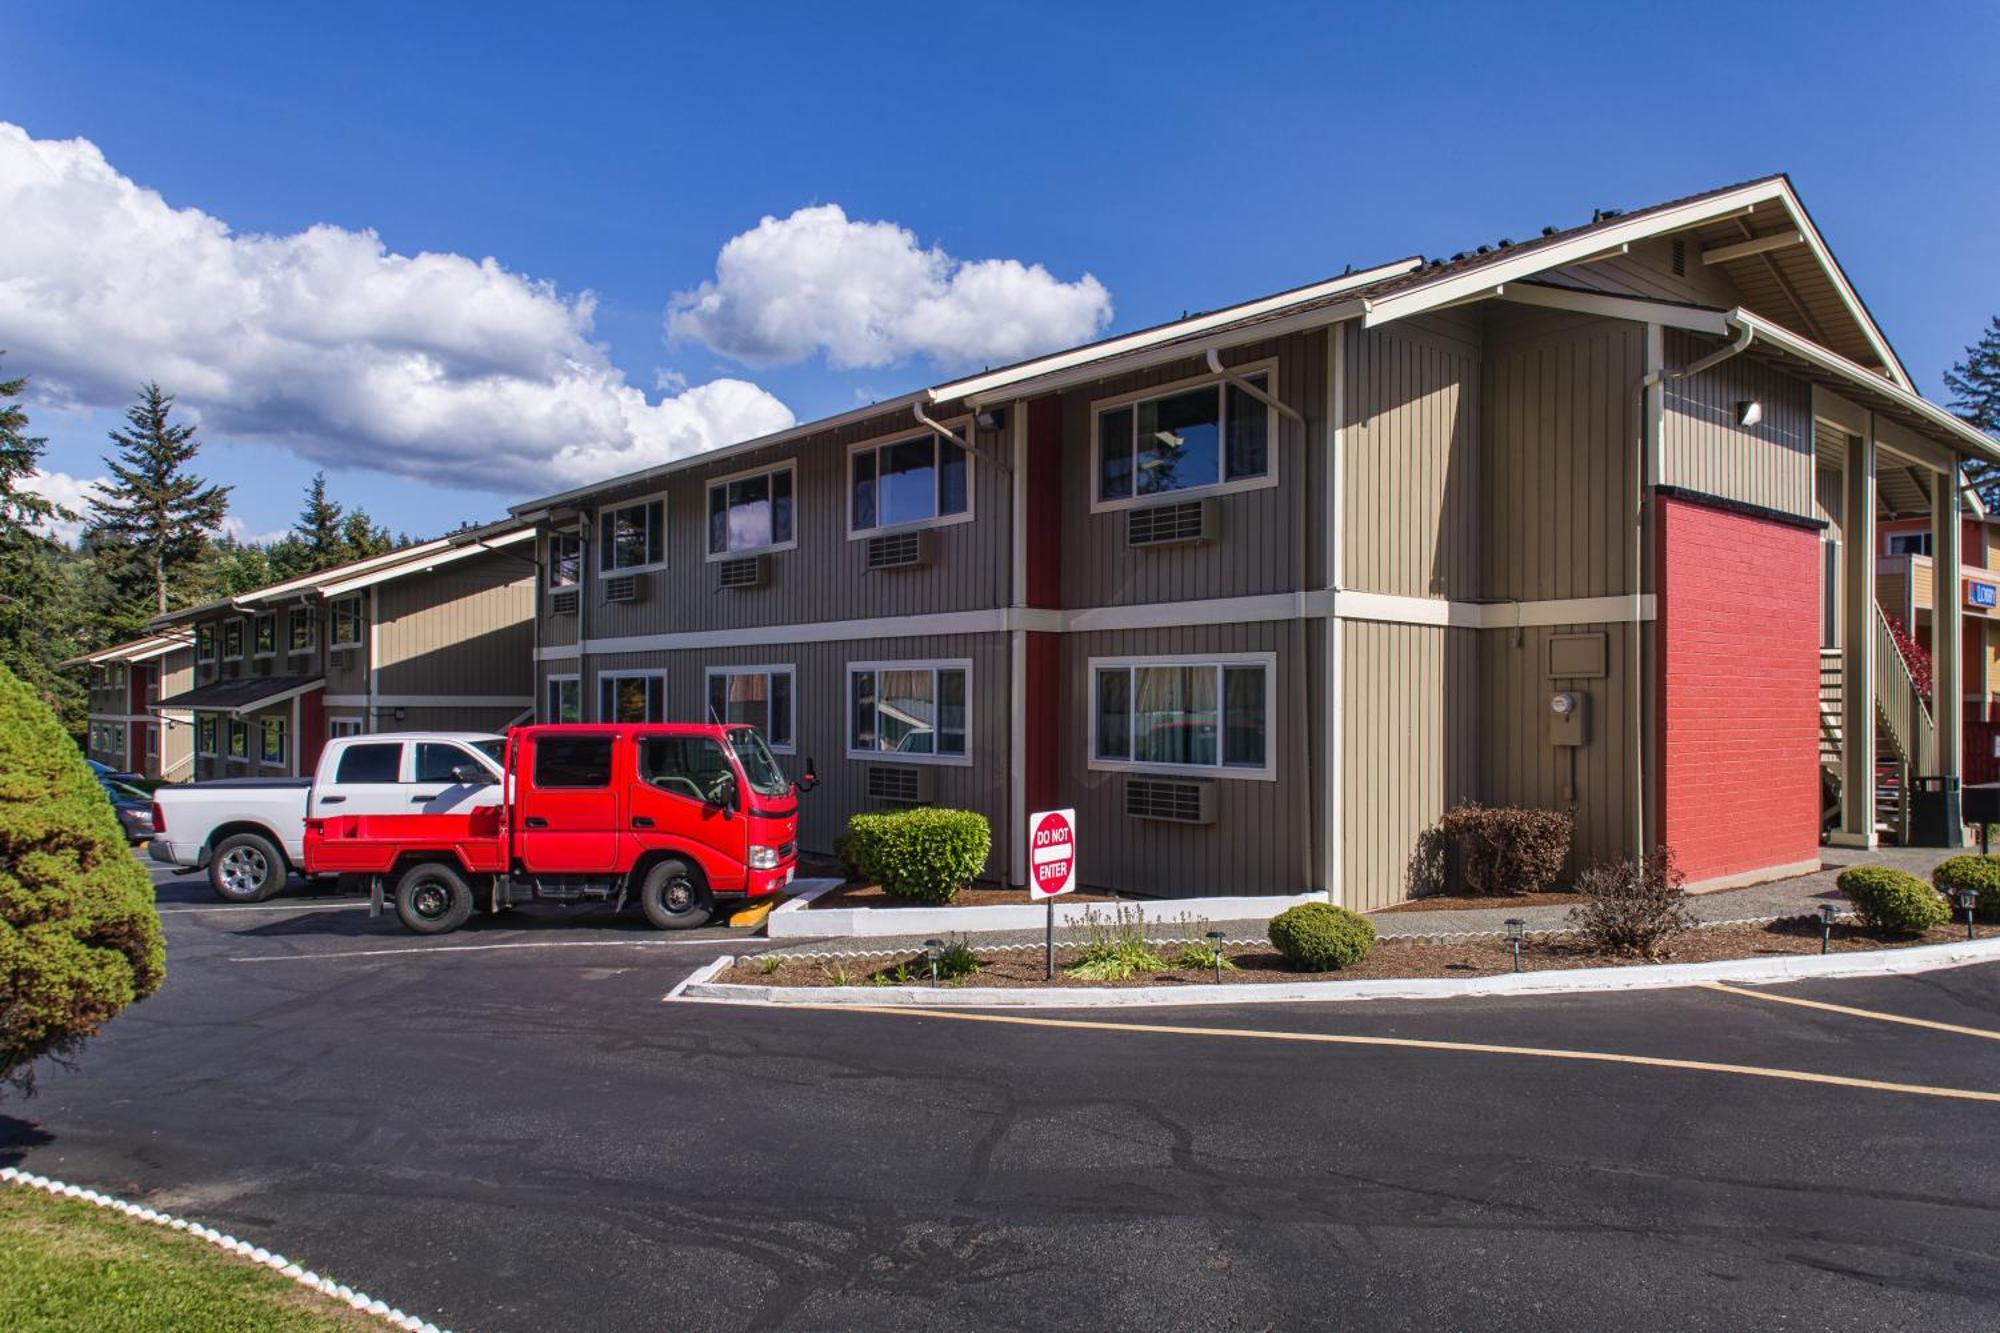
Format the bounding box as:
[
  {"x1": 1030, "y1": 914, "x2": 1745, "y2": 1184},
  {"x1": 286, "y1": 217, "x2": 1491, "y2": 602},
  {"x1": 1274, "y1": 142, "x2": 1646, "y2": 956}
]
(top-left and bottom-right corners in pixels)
[
  {"x1": 765, "y1": 889, "x2": 1324, "y2": 940},
  {"x1": 0, "y1": 1167, "x2": 446, "y2": 1331},
  {"x1": 681, "y1": 935, "x2": 2000, "y2": 1010},
  {"x1": 664, "y1": 954, "x2": 731, "y2": 999}
]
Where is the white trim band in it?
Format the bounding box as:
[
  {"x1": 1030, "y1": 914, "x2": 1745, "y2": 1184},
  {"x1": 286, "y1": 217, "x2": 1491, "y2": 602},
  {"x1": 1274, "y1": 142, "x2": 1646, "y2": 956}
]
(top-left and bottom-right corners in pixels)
[{"x1": 321, "y1": 694, "x2": 534, "y2": 709}]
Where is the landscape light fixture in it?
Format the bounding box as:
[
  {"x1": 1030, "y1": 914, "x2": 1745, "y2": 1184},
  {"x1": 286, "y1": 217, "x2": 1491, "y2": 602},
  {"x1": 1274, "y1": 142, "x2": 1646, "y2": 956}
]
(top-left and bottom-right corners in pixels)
[
  {"x1": 1505, "y1": 918, "x2": 1526, "y2": 973},
  {"x1": 1819, "y1": 902, "x2": 1838, "y2": 954},
  {"x1": 1736, "y1": 399, "x2": 1764, "y2": 428},
  {"x1": 1957, "y1": 888, "x2": 1980, "y2": 941},
  {"x1": 1206, "y1": 930, "x2": 1227, "y2": 984},
  {"x1": 925, "y1": 938, "x2": 944, "y2": 988}
]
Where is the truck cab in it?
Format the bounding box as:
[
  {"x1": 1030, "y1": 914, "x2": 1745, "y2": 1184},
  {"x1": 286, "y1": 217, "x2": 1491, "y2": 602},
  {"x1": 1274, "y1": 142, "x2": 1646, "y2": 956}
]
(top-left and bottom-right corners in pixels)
[{"x1": 305, "y1": 723, "x2": 811, "y2": 934}]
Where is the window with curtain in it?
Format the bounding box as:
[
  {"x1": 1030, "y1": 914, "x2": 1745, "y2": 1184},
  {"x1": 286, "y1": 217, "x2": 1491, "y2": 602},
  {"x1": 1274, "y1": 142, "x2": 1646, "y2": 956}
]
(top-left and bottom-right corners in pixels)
[
  {"x1": 706, "y1": 668, "x2": 794, "y2": 750},
  {"x1": 849, "y1": 663, "x2": 968, "y2": 758},
  {"x1": 1092, "y1": 659, "x2": 1270, "y2": 773}
]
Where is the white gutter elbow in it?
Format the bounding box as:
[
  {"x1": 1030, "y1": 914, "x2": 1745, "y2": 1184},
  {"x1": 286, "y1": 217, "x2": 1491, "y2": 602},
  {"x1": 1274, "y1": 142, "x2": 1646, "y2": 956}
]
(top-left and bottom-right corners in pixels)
[{"x1": 1205, "y1": 349, "x2": 1307, "y2": 426}]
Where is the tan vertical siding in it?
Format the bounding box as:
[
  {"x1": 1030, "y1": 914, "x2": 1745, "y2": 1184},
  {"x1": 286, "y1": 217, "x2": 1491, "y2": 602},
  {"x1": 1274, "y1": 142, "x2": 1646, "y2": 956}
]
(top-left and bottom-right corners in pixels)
[
  {"x1": 1341, "y1": 312, "x2": 1483, "y2": 598},
  {"x1": 1061, "y1": 621, "x2": 1313, "y2": 899},
  {"x1": 376, "y1": 549, "x2": 535, "y2": 698},
  {"x1": 1542, "y1": 235, "x2": 1742, "y2": 307},
  {"x1": 1057, "y1": 333, "x2": 1323, "y2": 609},
  {"x1": 1660, "y1": 329, "x2": 1814, "y2": 518},
  {"x1": 1338, "y1": 621, "x2": 1480, "y2": 911}
]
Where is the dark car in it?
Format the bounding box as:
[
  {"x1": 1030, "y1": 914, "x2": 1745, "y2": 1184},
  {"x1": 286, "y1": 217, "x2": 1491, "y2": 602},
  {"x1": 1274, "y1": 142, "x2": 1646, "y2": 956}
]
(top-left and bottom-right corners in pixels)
[
  {"x1": 86, "y1": 756, "x2": 146, "y2": 788},
  {"x1": 98, "y1": 777, "x2": 155, "y2": 844}
]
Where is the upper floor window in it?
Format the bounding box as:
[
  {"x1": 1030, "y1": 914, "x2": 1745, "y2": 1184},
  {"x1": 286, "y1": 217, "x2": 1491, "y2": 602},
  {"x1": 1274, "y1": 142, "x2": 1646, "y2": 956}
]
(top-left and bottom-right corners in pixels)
[
  {"x1": 253, "y1": 615, "x2": 276, "y2": 657},
  {"x1": 599, "y1": 496, "x2": 665, "y2": 572},
  {"x1": 708, "y1": 464, "x2": 795, "y2": 557},
  {"x1": 222, "y1": 620, "x2": 245, "y2": 661},
  {"x1": 196, "y1": 624, "x2": 216, "y2": 663},
  {"x1": 1090, "y1": 654, "x2": 1274, "y2": 779},
  {"x1": 848, "y1": 660, "x2": 969, "y2": 763},
  {"x1": 706, "y1": 666, "x2": 794, "y2": 751},
  {"x1": 1886, "y1": 531, "x2": 1931, "y2": 557},
  {"x1": 289, "y1": 610, "x2": 317, "y2": 654},
  {"x1": 1093, "y1": 367, "x2": 1275, "y2": 510},
  {"x1": 330, "y1": 596, "x2": 364, "y2": 648},
  {"x1": 850, "y1": 434, "x2": 969, "y2": 535},
  {"x1": 600, "y1": 671, "x2": 666, "y2": 723},
  {"x1": 548, "y1": 530, "x2": 583, "y2": 588}
]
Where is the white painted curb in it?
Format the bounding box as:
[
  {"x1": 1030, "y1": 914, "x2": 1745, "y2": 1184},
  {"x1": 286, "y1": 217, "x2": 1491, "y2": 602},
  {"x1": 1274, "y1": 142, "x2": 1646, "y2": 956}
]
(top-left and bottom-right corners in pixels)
[
  {"x1": 765, "y1": 889, "x2": 1323, "y2": 939},
  {"x1": 682, "y1": 934, "x2": 2000, "y2": 1010},
  {"x1": 0, "y1": 1167, "x2": 447, "y2": 1331},
  {"x1": 664, "y1": 954, "x2": 731, "y2": 999}
]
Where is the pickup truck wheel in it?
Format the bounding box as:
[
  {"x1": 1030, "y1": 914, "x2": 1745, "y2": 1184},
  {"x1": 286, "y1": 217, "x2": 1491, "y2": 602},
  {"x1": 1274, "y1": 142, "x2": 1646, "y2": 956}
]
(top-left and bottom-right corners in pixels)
[
  {"x1": 640, "y1": 860, "x2": 712, "y2": 930},
  {"x1": 395, "y1": 863, "x2": 474, "y2": 935},
  {"x1": 209, "y1": 832, "x2": 286, "y2": 903}
]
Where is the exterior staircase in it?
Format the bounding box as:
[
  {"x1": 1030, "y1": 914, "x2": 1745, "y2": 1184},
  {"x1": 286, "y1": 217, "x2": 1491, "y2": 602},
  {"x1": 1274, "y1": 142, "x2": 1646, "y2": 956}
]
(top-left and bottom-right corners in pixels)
[{"x1": 1818, "y1": 607, "x2": 1935, "y2": 845}]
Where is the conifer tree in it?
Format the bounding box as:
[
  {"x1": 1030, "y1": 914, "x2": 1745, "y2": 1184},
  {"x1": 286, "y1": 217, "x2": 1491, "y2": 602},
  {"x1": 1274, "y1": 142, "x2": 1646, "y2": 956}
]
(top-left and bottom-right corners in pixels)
[
  {"x1": 1947, "y1": 317, "x2": 2000, "y2": 507},
  {"x1": 87, "y1": 383, "x2": 230, "y2": 618},
  {"x1": 0, "y1": 352, "x2": 62, "y2": 535},
  {"x1": 0, "y1": 356, "x2": 83, "y2": 721},
  {"x1": 294, "y1": 471, "x2": 346, "y2": 567}
]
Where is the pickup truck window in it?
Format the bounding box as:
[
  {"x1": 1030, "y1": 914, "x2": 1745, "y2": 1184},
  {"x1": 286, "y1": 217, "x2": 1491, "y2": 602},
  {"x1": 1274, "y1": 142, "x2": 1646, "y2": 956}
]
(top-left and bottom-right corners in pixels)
[
  {"x1": 638, "y1": 736, "x2": 734, "y2": 804},
  {"x1": 414, "y1": 742, "x2": 487, "y2": 783},
  {"x1": 535, "y1": 735, "x2": 612, "y2": 789},
  {"x1": 337, "y1": 743, "x2": 402, "y2": 784}
]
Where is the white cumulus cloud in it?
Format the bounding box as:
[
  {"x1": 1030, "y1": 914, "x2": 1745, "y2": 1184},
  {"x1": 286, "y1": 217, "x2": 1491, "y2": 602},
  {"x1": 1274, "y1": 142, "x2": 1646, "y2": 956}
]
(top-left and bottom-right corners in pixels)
[
  {"x1": 668, "y1": 204, "x2": 1113, "y2": 370},
  {"x1": 0, "y1": 123, "x2": 795, "y2": 491},
  {"x1": 22, "y1": 469, "x2": 106, "y2": 545}
]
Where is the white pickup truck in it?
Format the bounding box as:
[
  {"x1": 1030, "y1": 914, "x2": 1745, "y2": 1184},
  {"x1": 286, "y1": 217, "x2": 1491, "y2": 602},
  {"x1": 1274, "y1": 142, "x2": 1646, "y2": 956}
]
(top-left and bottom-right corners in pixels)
[{"x1": 150, "y1": 732, "x2": 507, "y2": 902}]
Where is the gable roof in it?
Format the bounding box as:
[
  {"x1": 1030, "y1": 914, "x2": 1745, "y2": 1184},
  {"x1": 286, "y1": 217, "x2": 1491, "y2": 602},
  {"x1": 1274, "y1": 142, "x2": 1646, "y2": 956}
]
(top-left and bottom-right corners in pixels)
[
  {"x1": 518, "y1": 174, "x2": 1935, "y2": 513},
  {"x1": 61, "y1": 632, "x2": 193, "y2": 669}
]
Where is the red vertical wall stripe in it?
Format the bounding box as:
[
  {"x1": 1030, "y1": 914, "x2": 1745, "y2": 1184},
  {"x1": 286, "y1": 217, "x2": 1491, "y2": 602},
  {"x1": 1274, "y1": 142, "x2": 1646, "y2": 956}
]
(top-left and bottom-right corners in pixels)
[{"x1": 1022, "y1": 394, "x2": 1064, "y2": 834}]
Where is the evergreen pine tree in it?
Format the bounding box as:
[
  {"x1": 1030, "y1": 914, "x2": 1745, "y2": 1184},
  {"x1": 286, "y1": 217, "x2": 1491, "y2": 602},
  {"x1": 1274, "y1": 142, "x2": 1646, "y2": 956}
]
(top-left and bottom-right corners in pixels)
[
  {"x1": 1946, "y1": 317, "x2": 2000, "y2": 507},
  {"x1": 340, "y1": 507, "x2": 393, "y2": 562},
  {"x1": 0, "y1": 351, "x2": 63, "y2": 534},
  {"x1": 86, "y1": 383, "x2": 230, "y2": 620},
  {"x1": 0, "y1": 355, "x2": 84, "y2": 723},
  {"x1": 294, "y1": 470, "x2": 346, "y2": 568}
]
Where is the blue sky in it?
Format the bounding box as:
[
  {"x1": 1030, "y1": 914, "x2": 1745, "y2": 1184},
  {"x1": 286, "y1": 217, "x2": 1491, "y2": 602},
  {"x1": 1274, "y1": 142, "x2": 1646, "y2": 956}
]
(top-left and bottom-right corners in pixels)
[{"x1": 5, "y1": 0, "x2": 1997, "y2": 542}]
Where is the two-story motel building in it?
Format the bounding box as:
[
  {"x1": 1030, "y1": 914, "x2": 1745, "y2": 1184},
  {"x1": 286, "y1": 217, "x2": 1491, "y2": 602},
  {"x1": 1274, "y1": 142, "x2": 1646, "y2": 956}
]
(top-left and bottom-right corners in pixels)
[{"x1": 493, "y1": 175, "x2": 1995, "y2": 905}]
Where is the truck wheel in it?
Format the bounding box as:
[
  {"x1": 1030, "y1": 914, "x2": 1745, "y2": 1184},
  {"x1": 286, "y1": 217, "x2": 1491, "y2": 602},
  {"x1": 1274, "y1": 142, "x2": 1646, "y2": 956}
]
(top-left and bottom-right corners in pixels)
[
  {"x1": 209, "y1": 832, "x2": 286, "y2": 903},
  {"x1": 395, "y1": 863, "x2": 474, "y2": 935},
  {"x1": 640, "y1": 860, "x2": 712, "y2": 930}
]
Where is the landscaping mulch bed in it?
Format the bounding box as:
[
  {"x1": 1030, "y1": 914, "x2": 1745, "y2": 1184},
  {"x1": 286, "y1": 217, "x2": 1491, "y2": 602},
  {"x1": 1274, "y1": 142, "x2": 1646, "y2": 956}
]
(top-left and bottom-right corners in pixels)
[
  {"x1": 732, "y1": 919, "x2": 1976, "y2": 989},
  {"x1": 1378, "y1": 889, "x2": 1579, "y2": 913},
  {"x1": 806, "y1": 882, "x2": 1121, "y2": 910}
]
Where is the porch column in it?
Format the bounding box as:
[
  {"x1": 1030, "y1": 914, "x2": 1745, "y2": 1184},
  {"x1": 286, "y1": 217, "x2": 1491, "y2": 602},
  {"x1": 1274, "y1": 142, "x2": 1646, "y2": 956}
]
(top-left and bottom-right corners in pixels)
[
  {"x1": 1837, "y1": 420, "x2": 1877, "y2": 845},
  {"x1": 1932, "y1": 465, "x2": 1963, "y2": 780}
]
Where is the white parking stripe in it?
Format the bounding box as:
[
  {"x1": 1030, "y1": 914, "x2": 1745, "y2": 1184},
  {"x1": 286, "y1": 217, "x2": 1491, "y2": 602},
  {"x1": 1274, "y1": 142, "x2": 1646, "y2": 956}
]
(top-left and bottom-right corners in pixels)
[
  {"x1": 157, "y1": 902, "x2": 369, "y2": 916},
  {"x1": 231, "y1": 936, "x2": 735, "y2": 963}
]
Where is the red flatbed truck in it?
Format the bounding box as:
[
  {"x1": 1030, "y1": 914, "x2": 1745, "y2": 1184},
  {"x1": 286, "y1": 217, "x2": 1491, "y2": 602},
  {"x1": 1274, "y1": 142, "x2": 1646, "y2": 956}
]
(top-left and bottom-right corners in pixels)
[{"x1": 304, "y1": 723, "x2": 816, "y2": 934}]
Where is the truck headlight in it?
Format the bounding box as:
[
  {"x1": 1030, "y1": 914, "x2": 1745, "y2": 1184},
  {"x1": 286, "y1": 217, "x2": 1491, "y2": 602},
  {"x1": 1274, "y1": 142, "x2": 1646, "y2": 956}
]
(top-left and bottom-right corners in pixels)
[{"x1": 748, "y1": 844, "x2": 781, "y2": 870}]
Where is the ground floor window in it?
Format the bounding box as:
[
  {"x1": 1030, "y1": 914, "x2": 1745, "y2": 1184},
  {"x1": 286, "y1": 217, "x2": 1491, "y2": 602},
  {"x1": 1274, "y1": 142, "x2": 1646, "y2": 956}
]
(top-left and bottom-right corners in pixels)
[
  {"x1": 226, "y1": 719, "x2": 250, "y2": 761},
  {"x1": 329, "y1": 717, "x2": 365, "y2": 739},
  {"x1": 1090, "y1": 654, "x2": 1274, "y2": 777},
  {"x1": 546, "y1": 674, "x2": 581, "y2": 724},
  {"x1": 261, "y1": 718, "x2": 287, "y2": 767},
  {"x1": 145, "y1": 725, "x2": 158, "y2": 760},
  {"x1": 848, "y1": 660, "x2": 969, "y2": 761},
  {"x1": 599, "y1": 672, "x2": 665, "y2": 723},
  {"x1": 706, "y1": 666, "x2": 793, "y2": 750},
  {"x1": 197, "y1": 715, "x2": 218, "y2": 756}
]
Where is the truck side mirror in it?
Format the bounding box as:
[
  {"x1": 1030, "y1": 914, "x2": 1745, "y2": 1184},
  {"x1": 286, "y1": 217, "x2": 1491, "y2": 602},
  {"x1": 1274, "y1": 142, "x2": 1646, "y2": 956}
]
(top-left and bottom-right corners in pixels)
[
  {"x1": 451, "y1": 764, "x2": 493, "y2": 785},
  {"x1": 714, "y1": 772, "x2": 739, "y2": 814},
  {"x1": 797, "y1": 759, "x2": 818, "y2": 793}
]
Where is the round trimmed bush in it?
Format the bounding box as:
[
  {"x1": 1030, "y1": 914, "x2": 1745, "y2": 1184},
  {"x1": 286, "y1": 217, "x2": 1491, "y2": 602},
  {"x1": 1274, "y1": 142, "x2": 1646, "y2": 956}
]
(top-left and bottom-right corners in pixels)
[
  {"x1": 1836, "y1": 865, "x2": 1949, "y2": 934},
  {"x1": 1268, "y1": 902, "x2": 1376, "y2": 971},
  {"x1": 844, "y1": 808, "x2": 990, "y2": 903},
  {"x1": 1932, "y1": 855, "x2": 2000, "y2": 923},
  {"x1": 1, "y1": 663, "x2": 166, "y2": 1093}
]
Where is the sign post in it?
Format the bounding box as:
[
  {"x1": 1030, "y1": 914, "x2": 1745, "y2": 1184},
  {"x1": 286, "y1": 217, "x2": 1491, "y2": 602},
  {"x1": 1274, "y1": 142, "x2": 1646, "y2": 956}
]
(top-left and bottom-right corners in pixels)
[{"x1": 1027, "y1": 808, "x2": 1077, "y2": 979}]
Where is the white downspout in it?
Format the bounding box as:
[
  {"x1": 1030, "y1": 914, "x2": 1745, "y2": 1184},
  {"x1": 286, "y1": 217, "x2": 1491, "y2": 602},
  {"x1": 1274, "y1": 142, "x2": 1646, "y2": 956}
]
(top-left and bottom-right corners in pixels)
[
  {"x1": 1631, "y1": 318, "x2": 1756, "y2": 854},
  {"x1": 1206, "y1": 350, "x2": 1306, "y2": 426}
]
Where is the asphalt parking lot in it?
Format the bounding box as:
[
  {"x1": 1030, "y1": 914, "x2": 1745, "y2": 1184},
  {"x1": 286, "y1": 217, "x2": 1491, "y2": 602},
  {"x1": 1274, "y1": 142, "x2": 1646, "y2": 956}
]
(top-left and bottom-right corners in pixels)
[{"x1": 4, "y1": 860, "x2": 1998, "y2": 1331}]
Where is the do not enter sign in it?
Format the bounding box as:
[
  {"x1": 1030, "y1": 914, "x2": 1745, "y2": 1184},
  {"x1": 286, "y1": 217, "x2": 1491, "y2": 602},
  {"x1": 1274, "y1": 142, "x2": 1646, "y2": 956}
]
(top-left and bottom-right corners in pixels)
[{"x1": 1028, "y1": 808, "x2": 1077, "y2": 899}]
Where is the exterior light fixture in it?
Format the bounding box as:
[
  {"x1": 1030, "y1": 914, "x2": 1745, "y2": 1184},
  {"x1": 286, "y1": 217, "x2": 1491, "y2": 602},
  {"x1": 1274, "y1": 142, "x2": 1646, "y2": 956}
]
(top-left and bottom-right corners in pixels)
[
  {"x1": 924, "y1": 938, "x2": 944, "y2": 987},
  {"x1": 1737, "y1": 399, "x2": 1763, "y2": 428},
  {"x1": 1505, "y1": 918, "x2": 1526, "y2": 973},
  {"x1": 1819, "y1": 902, "x2": 1838, "y2": 954},
  {"x1": 1957, "y1": 888, "x2": 1980, "y2": 941},
  {"x1": 1205, "y1": 930, "x2": 1227, "y2": 984}
]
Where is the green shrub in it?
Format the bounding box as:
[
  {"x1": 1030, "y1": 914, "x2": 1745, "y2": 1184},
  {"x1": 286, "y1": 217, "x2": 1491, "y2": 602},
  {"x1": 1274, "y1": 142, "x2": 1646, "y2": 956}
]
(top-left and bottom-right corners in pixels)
[
  {"x1": 1932, "y1": 855, "x2": 2000, "y2": 923},
  {"x1": 1837, "y1": 865, "x2": 1949, "y2": 934},
  {"x1": 1268, "y1": 902, "x2": 1376, "y2": 971},
  {"x1": 841, "y1": 808, "x2": 990, "y2": 902},
  {"x1": 0, "y1": 663, "x2": 166, "y2": 1093},
  {"x1": 1169, "y1": 939, "x2": 1238, "y2": 973},
  {"x1": 1567, "y1": 848, "x2": 1692, "y2": 958},
  {"x1": 1065, "y1": 905, "x2": 1168, "y2": 980},
  {"x1": 1423, "y1": 803, "x2": 1574, "y2": 897}
]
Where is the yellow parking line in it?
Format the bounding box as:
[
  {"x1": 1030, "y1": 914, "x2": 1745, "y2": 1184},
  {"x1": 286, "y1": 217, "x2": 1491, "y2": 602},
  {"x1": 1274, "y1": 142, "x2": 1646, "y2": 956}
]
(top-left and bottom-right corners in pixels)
[
  {"x1": 1701, "y1": 982, "x2": 2000, "y2": 1042},
  {"x1": 728, "y1": 900, "x2": 778, "y2": 930},
  {"x1": 806, "y1": 1005, "x2": 2000, "y2": 1104}
]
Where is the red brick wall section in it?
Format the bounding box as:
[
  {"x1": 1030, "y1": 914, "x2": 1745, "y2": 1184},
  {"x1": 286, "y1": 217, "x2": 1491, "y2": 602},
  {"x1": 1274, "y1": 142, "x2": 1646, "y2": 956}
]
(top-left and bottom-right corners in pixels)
[{"x1": 1657, "y1": 496, "x2": 1821, "y2": 884}]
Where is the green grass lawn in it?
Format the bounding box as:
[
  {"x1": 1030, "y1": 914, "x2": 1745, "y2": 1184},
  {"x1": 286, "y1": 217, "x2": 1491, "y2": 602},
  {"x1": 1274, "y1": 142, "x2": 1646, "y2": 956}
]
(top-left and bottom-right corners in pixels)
[{"x1": 0, "y1": 1185, "x2": 384, "y2": 1331}]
